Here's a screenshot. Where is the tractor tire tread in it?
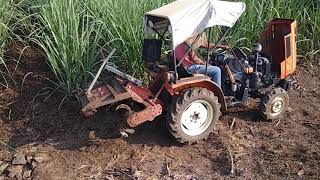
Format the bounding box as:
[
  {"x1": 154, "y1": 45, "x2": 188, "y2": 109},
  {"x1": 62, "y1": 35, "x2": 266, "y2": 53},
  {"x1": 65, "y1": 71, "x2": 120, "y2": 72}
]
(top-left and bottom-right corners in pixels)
[
  {"x1": 259, "y1": 87, "x2": 289, "y2": 120},
  {"x1": 167, "y1": 88, "x2": 221, "y2": 144}
]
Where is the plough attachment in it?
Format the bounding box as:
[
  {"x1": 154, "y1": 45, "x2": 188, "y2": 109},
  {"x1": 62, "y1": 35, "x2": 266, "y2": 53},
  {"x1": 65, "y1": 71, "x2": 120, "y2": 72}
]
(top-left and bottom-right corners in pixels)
[{"x1": 80, "y1": 49, "x2": 163, "y2": 128}]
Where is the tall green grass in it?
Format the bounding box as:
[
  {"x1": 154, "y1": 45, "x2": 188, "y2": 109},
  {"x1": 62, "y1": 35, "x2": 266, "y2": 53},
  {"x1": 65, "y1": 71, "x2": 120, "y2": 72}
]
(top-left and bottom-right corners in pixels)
[
  {"x1": 230, "y1": 0, "x2": 320, "y2": 60},
  {"x1": 26, "y1": 0, "x2": 170, "y2": 96},
  {"x1": 29, "y1": 0, "x2": 104, "y2": 95},
  {"x1": 0, "y1": 0, "x2": 14, "y2": 88},
  {"x1": 2, "y1": 0, "x2": 319, "y2": 96},
  {"x1": 87, "y1": 0, "x2": 171, "y2": 77}
]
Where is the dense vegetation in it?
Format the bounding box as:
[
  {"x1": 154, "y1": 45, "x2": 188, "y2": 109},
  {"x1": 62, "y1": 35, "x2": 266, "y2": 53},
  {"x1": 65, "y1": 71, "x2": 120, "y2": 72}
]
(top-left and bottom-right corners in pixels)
[
  {"x1": 0, "y1": 0, "x2": 14, "y2": 88},
  {"x1": 0, "y1": 0, "x2": 319, "y2": 96}
]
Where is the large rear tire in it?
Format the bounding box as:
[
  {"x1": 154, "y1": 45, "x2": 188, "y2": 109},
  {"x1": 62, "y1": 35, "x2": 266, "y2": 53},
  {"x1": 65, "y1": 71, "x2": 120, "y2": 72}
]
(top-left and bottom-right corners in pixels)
[
  {"x1": 259, "y1": 87, "x2": 289, "y2": 120},
  {"x1": 167, "y1": 88, "x2": 221, "y2": 144}
]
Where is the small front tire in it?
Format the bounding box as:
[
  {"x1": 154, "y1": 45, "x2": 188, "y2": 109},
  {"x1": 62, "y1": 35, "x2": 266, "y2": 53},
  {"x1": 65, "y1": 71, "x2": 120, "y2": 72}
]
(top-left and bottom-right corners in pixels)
[{"x1": 259, "y1": 88, "x2": 289, "y2": 120}]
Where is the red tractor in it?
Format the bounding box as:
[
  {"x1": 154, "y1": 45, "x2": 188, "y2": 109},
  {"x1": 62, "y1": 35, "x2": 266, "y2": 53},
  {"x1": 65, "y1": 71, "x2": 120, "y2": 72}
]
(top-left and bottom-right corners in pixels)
[{"x1": 80, "y1": 0, "x2": 297, "y2": 144}]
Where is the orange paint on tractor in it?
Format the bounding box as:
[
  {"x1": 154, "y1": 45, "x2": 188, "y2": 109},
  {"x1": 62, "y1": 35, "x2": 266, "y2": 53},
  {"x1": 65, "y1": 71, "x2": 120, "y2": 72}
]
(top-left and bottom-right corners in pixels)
[
  {"x1": 164, "y1": 75, "x2": 227, "y2": 111},
  {"x1": 260, "y1": 18, "x2": 297, "y2": 80}
]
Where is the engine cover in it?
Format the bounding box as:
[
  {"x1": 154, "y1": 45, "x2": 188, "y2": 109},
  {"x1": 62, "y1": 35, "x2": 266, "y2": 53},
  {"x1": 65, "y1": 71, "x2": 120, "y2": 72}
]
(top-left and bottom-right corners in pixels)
[{"x1": 211, "y1": 51, "x2": 272, "y2": 96}]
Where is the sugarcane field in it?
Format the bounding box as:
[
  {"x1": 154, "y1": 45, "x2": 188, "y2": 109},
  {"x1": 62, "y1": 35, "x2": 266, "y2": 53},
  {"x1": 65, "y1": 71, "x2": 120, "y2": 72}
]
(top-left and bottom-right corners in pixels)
[{"x1": 0, "y1": 0, "x2": 319, "y2": 179}]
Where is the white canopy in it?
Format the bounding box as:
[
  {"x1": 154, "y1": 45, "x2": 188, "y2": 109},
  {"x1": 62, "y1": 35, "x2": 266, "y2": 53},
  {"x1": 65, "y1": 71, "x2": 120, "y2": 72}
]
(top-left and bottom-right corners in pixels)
[{"x1": 144, "y1": 0, "x2": 246, "y2": 49}]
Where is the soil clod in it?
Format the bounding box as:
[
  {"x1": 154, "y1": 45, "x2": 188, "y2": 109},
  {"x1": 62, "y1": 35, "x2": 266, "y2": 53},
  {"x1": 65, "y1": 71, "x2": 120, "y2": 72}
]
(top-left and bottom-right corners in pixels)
[
  {"x1": 12, "y1": 153, "x2": 27, "y2": 165},
  {"x1": 6, "y1": 165, "x2": 23, "y2": 178},
  {"x1": 33, "y1": 152, "x2": 51, "y2": 163},
  {"x1": 23, "y1": 170, "x2": 32, "y2": 178}
]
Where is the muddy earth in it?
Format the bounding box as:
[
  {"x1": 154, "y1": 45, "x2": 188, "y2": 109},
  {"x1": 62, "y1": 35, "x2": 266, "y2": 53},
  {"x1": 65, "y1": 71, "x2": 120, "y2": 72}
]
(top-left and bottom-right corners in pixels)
[{"x1": 0, "y1": 46, "x2": 319, "y2": 179}]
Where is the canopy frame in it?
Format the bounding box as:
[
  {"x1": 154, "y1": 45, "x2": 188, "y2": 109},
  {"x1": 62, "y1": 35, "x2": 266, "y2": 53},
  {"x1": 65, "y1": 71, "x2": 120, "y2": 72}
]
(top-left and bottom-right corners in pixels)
[
  {"x1": 144, "y1": 0, "x2": 246, "y2": 49},
  {"x1": 143, "y1": 0, "x2": 246, "y2": 83}
]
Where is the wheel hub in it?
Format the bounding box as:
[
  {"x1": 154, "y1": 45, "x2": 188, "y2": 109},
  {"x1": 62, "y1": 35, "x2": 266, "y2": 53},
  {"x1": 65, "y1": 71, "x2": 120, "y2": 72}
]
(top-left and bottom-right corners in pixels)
[
  {"x1": 181, "y1": 100, "x2": 214, "y2": 136},
  {"x1": 270, "y1": 97, "x2": 284, "y2": 116}
]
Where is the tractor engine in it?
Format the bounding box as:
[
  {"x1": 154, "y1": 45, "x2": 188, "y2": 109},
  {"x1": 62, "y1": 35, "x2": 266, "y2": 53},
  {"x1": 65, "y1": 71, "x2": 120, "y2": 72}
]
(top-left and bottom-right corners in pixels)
[{"x1": 212, "y1": 44, "x2": 272, "y2": 97}]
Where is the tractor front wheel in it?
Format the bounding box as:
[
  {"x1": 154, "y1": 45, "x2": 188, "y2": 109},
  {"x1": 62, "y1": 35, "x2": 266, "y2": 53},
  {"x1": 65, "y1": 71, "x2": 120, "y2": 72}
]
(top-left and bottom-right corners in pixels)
[
  {"x1": 259, "y1": 87, "x2": 289, "y2": 120},
  {"x1": 167, "y1": 88, "x2": 221, "y2": 144}
]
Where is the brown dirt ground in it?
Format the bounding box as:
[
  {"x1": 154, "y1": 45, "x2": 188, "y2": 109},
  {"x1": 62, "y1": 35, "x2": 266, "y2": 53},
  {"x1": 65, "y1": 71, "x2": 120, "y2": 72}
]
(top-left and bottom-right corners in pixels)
[{"x1": 0, "y1": 45, "x2": 320, "y2": 179}]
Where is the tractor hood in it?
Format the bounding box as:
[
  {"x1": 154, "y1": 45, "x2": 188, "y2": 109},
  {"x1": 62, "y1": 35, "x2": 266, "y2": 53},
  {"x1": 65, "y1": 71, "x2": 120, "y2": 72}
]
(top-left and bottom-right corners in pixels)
[{"x1": 144, "y1": 0, "x2": 246, "y2": 49}]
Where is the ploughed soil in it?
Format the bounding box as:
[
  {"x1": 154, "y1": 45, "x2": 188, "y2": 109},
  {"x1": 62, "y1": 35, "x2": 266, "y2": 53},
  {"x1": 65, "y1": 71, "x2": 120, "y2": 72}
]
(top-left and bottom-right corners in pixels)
[{"x1": 0, "y1": 44, "x2": 319, "y2": 179}]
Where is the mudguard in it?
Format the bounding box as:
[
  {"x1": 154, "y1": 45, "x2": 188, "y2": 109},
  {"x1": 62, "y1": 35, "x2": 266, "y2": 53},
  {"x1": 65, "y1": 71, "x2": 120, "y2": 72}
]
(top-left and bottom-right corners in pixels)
[{"x1": 164, "y1": 75, "x2": 227, "y2": 111}]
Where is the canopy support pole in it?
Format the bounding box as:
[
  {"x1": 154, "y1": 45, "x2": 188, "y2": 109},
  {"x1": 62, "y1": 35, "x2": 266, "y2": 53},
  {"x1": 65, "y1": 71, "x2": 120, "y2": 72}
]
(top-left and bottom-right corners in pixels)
[
  {"x1": 205, "y1": 27, "x2": 212, "y2": 76},
  {"x1": 173, "y1": 51, "x2": 178, "y2": 83},
  {"x1": 205, "y1": 28, "x2": 231, "y2": 75},
  {"x1": 149, "y1": 26, "x2": 167, "y2": 42},
  {"x1": 176, "y1": 33, "x2": 202, "y2": 68}
]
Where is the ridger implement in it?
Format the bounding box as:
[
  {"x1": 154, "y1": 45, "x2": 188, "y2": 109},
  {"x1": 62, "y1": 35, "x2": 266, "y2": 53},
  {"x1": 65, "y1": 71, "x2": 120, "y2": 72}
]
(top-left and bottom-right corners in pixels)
[{"x1": 80, "y1": 0, "x2": 297, "y2": 144}]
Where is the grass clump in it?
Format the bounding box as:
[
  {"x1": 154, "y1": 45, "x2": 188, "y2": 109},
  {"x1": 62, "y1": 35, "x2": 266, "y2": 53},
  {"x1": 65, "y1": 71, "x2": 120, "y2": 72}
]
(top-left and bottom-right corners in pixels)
[
  {"x1": 87, "y1": 0, "x2": 171, "y2": 77},
  {"x1": 25, "y1": 0, "x2": 171, "y2": 96},
  {"x1": 0, "y1": 0, "x2": 14, "y2": 88},
  {"x1": 30, "y1": 0, "x2": 104, "y2": 95}
]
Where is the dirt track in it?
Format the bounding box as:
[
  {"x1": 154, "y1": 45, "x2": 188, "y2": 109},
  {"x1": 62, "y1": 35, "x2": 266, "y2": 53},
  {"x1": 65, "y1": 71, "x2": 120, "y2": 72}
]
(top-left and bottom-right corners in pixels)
[{"x1": 0, "y1": 49, "x2": 320, "y2": 179}]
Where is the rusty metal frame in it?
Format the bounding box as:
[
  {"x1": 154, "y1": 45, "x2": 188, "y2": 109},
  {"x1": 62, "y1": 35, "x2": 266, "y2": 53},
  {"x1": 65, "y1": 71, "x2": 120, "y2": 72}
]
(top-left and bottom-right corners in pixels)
[
  {"x1": 81, "y1": 78, "x2": 165, "y2": 127},
  {"x1": 81, "y1": 80, "x2": 132, "y2": 117},
  {"x1": 127, "y1": 104, "x2": 162, "y2": 127},
  {"x1": 124, "y1": 82, "x2": 164, "y2": 127}
]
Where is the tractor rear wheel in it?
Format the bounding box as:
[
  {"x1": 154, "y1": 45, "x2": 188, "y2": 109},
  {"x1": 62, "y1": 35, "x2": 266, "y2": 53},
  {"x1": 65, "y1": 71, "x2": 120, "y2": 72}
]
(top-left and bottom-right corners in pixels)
[
  {"x1": 167, "y1": 88, "x2": 221, "y2": 144},
  {"x1": 259, "y1": 87, "x2": 289, "y2": 120}
]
